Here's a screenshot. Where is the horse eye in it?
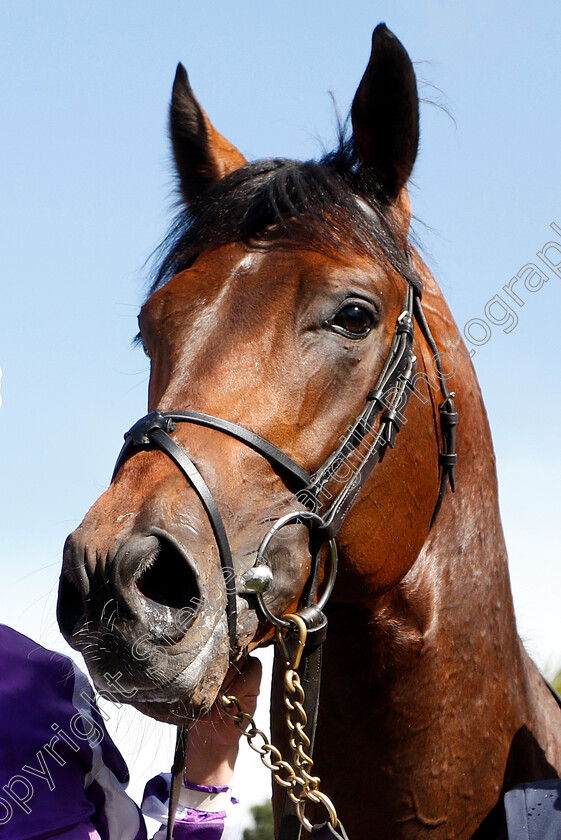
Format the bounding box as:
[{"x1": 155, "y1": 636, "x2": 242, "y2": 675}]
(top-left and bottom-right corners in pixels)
[
  {"x1": 327, "y1": 302, "x2": 375, "y2": 338},
  {"x1": 134, "y1": 332, "x2": 151, "y2": 358}
]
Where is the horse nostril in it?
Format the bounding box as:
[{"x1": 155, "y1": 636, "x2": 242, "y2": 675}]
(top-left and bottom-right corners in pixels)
[
  {"x1": 57, "y1": 573, "x2": 86, "y2": 639},
  {"x1": 135, "y1": 536, "x2": 201, "y2": 618}
]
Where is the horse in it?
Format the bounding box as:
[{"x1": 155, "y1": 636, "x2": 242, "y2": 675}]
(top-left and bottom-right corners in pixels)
[{"x1": 57, "y1": 24, "x2": 561, "y2": 840}]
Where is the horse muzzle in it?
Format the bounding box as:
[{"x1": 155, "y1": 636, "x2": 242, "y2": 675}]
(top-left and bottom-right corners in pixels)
[{"x1": 57, "y1": 525, "x2": 231, "y2": 709}]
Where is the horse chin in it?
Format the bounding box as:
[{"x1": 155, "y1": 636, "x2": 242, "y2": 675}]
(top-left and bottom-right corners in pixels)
[
  {"x1": 89, "y1": 659, "x2": 228, "y2": 723},
  {"x1": 130, "y1": 684, "x2": 220, "y2": 724},
  {"x1": 115, "y1": 643, "x2": 230, "y2": 724},
  {"x1": 130, "y1": 699, "x2": 191, "y2": 725},
  {"x1": 123, "y1": 610, "x2": 264, "y2": 722},
  {"x1": 80, "y1": 615, "x2": 231, "y2": 720}
]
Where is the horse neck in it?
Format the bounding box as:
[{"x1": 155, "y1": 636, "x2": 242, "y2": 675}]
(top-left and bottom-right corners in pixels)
[
  {"x1": 339, "y1": 261, "x2": 520, "y2": 682},
  {"x1": 411, "y1": 261, "x2": 515, "y2": 653},
  {"x1": 326, "y1": 341, "x2": 518, "y2": 683}
]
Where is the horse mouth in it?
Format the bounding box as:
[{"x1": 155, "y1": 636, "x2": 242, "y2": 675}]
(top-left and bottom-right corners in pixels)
[
  {"x1": 67, "y1": 597, "x2": 231, "y2": 719},
  {"x1": 130, "y1": 697, "x2": 200, "y2": 725}
]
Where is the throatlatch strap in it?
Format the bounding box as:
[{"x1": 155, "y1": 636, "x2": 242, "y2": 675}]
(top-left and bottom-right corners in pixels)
[{"x1": 413, "y1": 296, "x2": 458, "y2": 526}]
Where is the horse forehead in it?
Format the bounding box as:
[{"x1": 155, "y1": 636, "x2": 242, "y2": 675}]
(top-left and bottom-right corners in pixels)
[
  {"x1": 141, "y1": 246, "x2": 258, "y2": 323},
  {"x1": 143, "y1": 242, "x2": 389, "y2": 327}
]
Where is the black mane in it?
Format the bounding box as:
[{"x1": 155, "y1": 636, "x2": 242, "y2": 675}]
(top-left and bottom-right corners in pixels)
[{"x1": 150, "y1": 138, "x2": 422, "y2": 296}]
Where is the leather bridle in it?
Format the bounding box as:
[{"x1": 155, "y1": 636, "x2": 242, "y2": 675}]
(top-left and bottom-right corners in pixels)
[{"x1": 110, "y1": 263, "x2": 458, "y2": 840}]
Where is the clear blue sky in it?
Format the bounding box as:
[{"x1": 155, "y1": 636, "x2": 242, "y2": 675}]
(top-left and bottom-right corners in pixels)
[{"x1": 1, "y1": 0, "x2": 560, "y2": 821}]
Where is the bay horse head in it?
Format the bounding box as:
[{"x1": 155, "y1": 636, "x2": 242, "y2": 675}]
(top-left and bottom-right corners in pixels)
[{"x1": 57, "y1": 25, "x2": 449, "y2": 723}]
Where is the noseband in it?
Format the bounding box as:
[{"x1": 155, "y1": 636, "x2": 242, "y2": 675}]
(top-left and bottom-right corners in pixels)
[{"x1": 111, "y1": 281, "x2": 457, "y2": 647}]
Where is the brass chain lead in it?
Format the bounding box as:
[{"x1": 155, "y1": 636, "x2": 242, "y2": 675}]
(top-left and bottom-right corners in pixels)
[{"x1": 219, "y1": 614, "x2": 338, "y2": 832}]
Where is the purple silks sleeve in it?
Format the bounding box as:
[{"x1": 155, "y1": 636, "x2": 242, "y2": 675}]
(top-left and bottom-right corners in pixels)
[
  {"x1": 0, "y1": 625, "x2": 145, "y2": 840},
  {"x1": 142, "y1": 775, "x2": 241, "y2": 840}
]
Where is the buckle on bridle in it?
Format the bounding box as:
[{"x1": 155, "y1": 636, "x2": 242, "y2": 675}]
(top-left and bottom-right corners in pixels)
[
  {"x1": 396, "y1": 310, "x2": 414, "y2": 337},
  {"x1": 124, "y1": 410, "x2": 177, "y2": 446}
]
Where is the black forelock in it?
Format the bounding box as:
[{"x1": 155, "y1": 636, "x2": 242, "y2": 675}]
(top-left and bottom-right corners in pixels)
[{"x1": 149, "y1": 137, "x2": 423, "y2": 297}]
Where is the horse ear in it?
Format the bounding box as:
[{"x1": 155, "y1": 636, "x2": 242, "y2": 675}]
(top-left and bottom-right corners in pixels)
[
  {"x1": 170, "y1": 64, "x2": 248, "y2": 204},
  {"x1": 351, "y1": 24, "x2": 419, "y2": 205}
]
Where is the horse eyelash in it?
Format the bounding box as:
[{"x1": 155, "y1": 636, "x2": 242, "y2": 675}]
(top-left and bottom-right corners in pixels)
[{"x1": 132, "y1": 332, "x2": 151, "y2": 358}]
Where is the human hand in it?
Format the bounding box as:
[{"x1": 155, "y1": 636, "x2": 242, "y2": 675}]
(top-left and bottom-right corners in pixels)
[{"x1": 184, "y1": 655, "x2": 263, "y2": 786}]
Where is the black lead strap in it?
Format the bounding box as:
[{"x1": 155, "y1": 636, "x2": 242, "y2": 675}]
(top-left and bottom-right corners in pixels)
[
  {"x1": 311, "y1": 823, "x2": 351, "y2": 840},
  {"x1": 165, "y1": 726, "x2": 188, "y2": 840}
]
